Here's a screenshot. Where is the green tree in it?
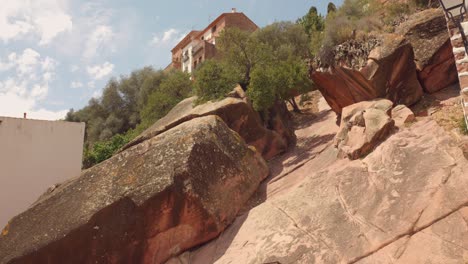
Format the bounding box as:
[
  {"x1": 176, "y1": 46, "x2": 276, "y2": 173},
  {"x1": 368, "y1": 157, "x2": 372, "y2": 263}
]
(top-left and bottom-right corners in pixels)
[
  {"x1": 193, "y1": 60, "x2": 241, "y2": 103},
  {"x1": 248, "y1": 56, "x2": 312, "y2": 112},
  {"x1": 254, "y1": 21, "x2": 310, "y2": 59},
  {"x1": 140, "y1": 70, "x2": 192, "y2": 128},
  {"x1": 328, "y1": 2, "x2": 337, "y2": 14},
  {"x1": 297, "y1": 6, "x2": 325, "y2": 37},
  {"x1": 217, "y1": 27, "x2": 270, "y2": 89}
]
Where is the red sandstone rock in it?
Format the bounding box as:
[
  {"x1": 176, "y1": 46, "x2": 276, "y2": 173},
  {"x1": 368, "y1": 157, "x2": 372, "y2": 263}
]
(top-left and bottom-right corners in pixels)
[
  {"x1": 0, "y1": 116, "x2": 269, "y2": 264},
  {"x1": 312, "y1": 37, "x2": 423, "y2": 114},
  {"x1": 122, "y1": 94, "x2": 295, "y2": 160},
  {"x1": 168, "y1": 117, "x2": 468, "y2": 264},
  {"x1": 392, "y1": 104, "x2": 415, "y2": 127},
  {"x1": 334, "y1": 99, "x2": 395, "y2": 159},
  {"x1": 395, "y1": 9, "x2": 458, "y2": 93}
]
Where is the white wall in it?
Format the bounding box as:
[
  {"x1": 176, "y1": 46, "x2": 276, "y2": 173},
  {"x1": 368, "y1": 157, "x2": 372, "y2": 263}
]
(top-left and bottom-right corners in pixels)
[
  {"x1": 182, "y1": 44, "x2": 193, "y2": 73},
  {"x1": 0, "y1": 117, "x2": 85, "y2": 229}
]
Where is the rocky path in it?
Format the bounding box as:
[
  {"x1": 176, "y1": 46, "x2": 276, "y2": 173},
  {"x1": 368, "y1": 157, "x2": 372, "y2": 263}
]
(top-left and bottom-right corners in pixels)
[{"x1": 168, "y1": 92, "x2": 468, "y2": 264}]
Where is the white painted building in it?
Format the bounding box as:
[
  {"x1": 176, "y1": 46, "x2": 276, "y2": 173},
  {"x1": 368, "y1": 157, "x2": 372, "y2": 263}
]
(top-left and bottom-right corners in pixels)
[{"x1": 0, "y1": 117, "x2": 85, "y2": 229}]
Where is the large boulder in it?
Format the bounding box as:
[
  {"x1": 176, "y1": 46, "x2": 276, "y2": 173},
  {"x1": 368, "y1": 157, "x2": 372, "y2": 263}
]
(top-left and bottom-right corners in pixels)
[
  {"x1": 0, "y1": 115, "x2": 269, "y2": 264},
  {"x1": 396, "y1": 8, "x2": 458, "y2": 93},
  {"x1": 123, "y1": 94, "x2": 295, "y2": 160},
  {"x1": 364, "y1": 36, "x2": 424, "y2": 106},
  {"x1": 312, "y1": 36, "x2": 423, "y2": 114},
  {"x1": 334, "y1": 99, "x2": 395, "y2": 159},
  {"x1": 310, "y1": 67, "x2": 378, "y2": 115}
]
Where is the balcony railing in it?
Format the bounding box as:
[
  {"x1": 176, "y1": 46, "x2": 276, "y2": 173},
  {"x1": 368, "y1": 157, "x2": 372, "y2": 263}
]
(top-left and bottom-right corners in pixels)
[
  {"x1": 182, "y1": 53, "x2": 189, "y2": 62},
  {"x1": 192, "y1": 42, "x2": 204, "y2": 55}
]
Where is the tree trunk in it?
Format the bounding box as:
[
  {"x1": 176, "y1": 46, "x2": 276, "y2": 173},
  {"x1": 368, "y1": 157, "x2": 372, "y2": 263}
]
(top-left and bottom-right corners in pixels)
[{"x1": 289, "y1": 98, "x2": 300, "y2": 113}]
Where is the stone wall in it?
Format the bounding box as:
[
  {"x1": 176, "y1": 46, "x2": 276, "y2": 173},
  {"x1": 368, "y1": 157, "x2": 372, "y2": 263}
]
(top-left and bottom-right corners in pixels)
[{"x1": 447, "y1": 20, "x2": 468, "y2": 127}]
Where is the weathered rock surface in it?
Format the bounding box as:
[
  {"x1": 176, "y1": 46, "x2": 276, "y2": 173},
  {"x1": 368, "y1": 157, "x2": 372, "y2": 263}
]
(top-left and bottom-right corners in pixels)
[
  {"x1": 312, "y1": 37, "x2": 423, "y2": 114},
  {"x1": 123, "y1": 95, "x2": 295, "y2": 160},
  {"x1": 334, "y1": 99, "x2": 395, "y2": 160},
  {"x1": 310, "y1": 67, "x2": 378, "y2": 115},
  {"x1": 169, "y1": 116, "x2": 468, "y2": 264},
  {"x1": 0, "y1": 115, "x2": 269, "y2": 264},
  {"x1": 396, "y1": 8, "x2": 458, "y2": 93},
  {"x1": 392, "y1": 104, "x2": 415, "y2": 127},
  {"x1": 365, "y1": 37, "x2": 424, "y2": 106}
]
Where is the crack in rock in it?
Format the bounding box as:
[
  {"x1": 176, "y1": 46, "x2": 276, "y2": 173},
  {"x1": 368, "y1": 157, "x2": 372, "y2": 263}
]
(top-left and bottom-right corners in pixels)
[
  {"x1": 348, "y1": 201, "x2": 468, "y2": 264},
  {"x1": 271, "y1": 203, "x2": 339, "y2": 259}
]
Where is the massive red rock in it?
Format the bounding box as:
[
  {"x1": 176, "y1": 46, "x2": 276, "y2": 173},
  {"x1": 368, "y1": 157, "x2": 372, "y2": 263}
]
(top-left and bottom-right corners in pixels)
[
  {"x1": 0, "y1": 115, "x2": 269, "y2": 264},
  {"x1": 395, "y1": 8, "x2": 458, "y2": 93},
  {"x1": 312, "y1": 37, "x2": 424, "y2": 114},
  {"x1": 123, "y1": 92, "x2": 295, "y2": 160}
]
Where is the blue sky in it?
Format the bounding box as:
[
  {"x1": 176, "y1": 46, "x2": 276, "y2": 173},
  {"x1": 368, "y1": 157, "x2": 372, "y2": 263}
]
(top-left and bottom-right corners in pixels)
[{"x1": 0, "y1": 0, "x2": 343, "y2": 120}]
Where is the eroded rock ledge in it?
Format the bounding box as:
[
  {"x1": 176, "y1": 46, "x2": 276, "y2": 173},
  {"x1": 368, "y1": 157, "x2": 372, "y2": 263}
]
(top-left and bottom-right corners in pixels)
[{"x1": 122, "y1": 92, "x2": 295, "y2": 160}]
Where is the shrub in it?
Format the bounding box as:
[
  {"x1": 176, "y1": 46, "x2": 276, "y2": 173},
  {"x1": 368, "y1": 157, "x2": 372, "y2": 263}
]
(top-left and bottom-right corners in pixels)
[
  {"x1": 193, "y1": 60, "x2": 241, "y2": 103},
  {"x1": 82, "y1": 133, "x2": 132, "y2": 169},
  {"x1": 140, "y1": 70, "x2": 192, "y2": 126},
  {"x1": 459, "y1": 117, "x2": 468, "y2": 135}
]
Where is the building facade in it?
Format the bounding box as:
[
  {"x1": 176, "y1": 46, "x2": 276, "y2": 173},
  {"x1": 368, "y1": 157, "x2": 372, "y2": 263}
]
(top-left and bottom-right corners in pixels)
[
  {"x1": 0, "y1": 117, "x2": 85, "y2": 229},
  {"x1": 168, "y1": 9, "x2": 258, "y2": 73}
]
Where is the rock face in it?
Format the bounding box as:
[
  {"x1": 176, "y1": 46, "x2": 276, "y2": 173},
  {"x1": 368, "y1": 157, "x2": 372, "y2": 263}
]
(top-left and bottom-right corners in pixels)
[
  {"x1": 0, "y1": 115, "x2": 269, "y2": 264},
  {"x1": 334, "y1": 99, "x2": 395, "y2": 160},
  {"x1": 395, "y1": 8, "x2": 458, "y2": 93},
  {"x1": 312, "y1": 37, "x2": 423, "y2": 114},
  {"x1": 392, "y1": 104, "x2": 415, "y2": 127},
  {"x1": 169, "y1": 117, "x2": 468, "y2": 264},
  {"x1": 365, "y1": 37, "x2": 424, "y2": 106},
  {"x1": 310, "y1": 67, "x2": 378, "y2": 115},
  {"x1": 123, "y1": 94, "x2": 295, "y2": 160}
]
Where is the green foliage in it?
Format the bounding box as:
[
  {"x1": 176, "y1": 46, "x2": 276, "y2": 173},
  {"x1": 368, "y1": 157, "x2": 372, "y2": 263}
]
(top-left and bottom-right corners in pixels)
[
  {"x1": 254, "y1": 21, "x2": 310, "y2": 59},
  {"x1": 194, "y1": 60, "x2": 241, "y2": 103},
  {"x1": 297, "y1": 6, "x2": 325, "y2": 36},
  {"x1": 140, "y1": 70, "x2": 192, "y2": 127},
  {"x1": 65, "y1": 67, "x2": 164, "y2": 145},
  {"x1": 82, "y1": 133, "x2": 132, "y2": 169},
  {"x1": 248, "y1": 56, "x2": 312, "y2": 111},
  {"x1": 195, "y1": 22, "x2": 312, "y2": 111},
  {"x1": 459, "y1": 117, "x2": 468, "y2": 135},
  {"x1": 217, "y1": 27, "x2": 271, "y2": 89},
  {"x1": 67, "y1": 67, "x2": 193, "y2": 169},
  {"x1": 327, "y1": 3, "x2": 337, "y2": 14}
]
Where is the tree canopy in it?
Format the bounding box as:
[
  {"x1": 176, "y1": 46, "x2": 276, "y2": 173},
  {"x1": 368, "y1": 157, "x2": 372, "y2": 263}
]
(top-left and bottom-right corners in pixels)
[{"x1": 194, "y1": 21, "x2": 312, "y2": 112}]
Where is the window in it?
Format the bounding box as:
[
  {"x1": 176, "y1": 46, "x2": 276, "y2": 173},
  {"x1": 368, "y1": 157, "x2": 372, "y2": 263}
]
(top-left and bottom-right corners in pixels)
[
  {"x1": 212, "y1": 25, "x2": 217, "y2": 33},
  {"x1": 201, "y1": 36, "x2": 204, "y2": 40}
]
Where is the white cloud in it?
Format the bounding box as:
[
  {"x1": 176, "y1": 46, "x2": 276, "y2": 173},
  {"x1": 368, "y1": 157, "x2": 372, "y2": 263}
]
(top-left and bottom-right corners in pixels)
[
  {"x1": 83, "y1": 25, "x2": 115, "y2": 59},
  {"x1": 0, "y1": 48, "x2": 65, "y2": 120},
  {"x1": 0, "y1": 0, "x2": 72, "y2": 45},
  {"x1": 87, "y1": 81, "x2": 95, "y2": 89},
  {"x1": 151, "y1": 28, "x2": 186, "y2": 46},
  {"x1": 70, "y1": 81, "x2": 83, "y2": 89},
  {"x1": 70, "y1": 65, "x2": 79, "y2": 72},
  {"x1": 10, "y1": 48, "x2": 41, "y2": 76},
  {"x1": 87, "y1": 62, "x2": 114, "y2": 80}
]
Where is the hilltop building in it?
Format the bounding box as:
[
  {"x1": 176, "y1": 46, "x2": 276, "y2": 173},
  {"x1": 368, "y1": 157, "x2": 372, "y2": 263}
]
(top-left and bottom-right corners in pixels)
[{"x1": 167, "y1": 8, "x2": 258, "y2": 73}]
